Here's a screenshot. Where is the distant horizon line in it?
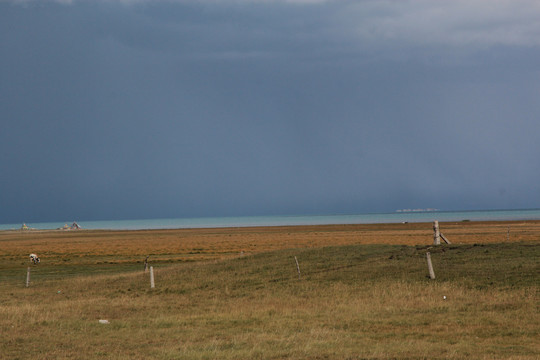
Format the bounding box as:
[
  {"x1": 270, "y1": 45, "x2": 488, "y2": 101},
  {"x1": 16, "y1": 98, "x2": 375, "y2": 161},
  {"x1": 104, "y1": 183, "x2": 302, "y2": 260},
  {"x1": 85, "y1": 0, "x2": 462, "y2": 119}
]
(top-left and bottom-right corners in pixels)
[{"x1": 4, "y1": 207, "x2": 540, "y2": 227}]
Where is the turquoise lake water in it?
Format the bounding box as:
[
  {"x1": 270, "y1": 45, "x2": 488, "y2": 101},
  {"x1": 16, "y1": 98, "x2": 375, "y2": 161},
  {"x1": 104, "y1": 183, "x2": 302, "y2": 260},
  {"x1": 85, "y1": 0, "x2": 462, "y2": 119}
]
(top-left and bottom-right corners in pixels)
[{"x1": 2, "y1": 209, "x2": 540, "y2": 231}]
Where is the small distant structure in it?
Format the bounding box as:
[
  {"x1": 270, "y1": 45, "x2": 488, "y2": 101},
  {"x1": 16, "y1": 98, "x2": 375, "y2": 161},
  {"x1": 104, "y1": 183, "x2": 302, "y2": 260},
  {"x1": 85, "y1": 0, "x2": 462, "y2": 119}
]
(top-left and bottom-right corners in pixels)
[
  {"x1": 21, "y1": 223, "x2": 29, "y2": 231},
  {"x1": 70, "y1": 222, "x2": 81, "y2": 230},
  {"x1": 58, "y1": 222, "x2": 82, "y2": 230}
]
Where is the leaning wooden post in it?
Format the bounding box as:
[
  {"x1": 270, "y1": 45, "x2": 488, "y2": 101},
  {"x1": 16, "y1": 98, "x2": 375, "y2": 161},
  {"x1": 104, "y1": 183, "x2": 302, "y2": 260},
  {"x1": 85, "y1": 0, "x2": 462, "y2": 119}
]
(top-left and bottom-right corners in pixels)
[
  {"x1": 26, "y1": 267, "x2": 31, "y2": 287},
  {"x1": 426, "y1": 252, "x2": 436, "y2": 280},
  {"x1": 149, "y1": 266, "x2": 155, "y2": 289},
  {"x1": 440, "y1": 233, "x2": 451, "y2": 245},
  {"x1": 433, "y1": 221, "x2": 441, "y2": 245},
  {"x1": 294, "y1": 256, "x2": 301, "y2": 280}
]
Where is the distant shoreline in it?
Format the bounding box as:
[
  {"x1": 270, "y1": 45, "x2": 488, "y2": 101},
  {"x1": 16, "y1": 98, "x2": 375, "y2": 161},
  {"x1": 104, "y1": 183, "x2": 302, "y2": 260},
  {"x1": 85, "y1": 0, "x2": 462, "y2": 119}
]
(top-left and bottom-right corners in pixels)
[
  {"x1": 0, "y1": 209, "x2": 540, "y2": 232},
  {"x1": 3, "y1": 209, "x2": 540, "y2": 231},
  {"x1": 3, "y1": 219, "x2": 540, "y2": 235}
]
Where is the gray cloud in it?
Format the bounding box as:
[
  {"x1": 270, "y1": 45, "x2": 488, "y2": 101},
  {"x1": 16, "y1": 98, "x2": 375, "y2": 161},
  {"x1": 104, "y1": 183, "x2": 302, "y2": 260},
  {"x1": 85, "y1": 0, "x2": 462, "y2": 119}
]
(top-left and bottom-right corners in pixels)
[
  {"x1": 1, "y1": 0, "x2": 539, "y2": 223},
  {"x1": 9, "y1": 0, "x2": 540, "y2": 43},
  {"x1": 339, "y1": 0, "x2": 540, "y2": 47}
]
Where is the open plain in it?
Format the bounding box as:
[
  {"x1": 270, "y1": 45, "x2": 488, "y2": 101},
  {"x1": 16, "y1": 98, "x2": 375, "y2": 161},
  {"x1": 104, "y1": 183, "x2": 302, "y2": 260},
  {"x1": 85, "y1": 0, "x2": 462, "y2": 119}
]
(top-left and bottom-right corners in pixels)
[{"x1": 1, "y1": 221, "x2": 539, "y2": 359}]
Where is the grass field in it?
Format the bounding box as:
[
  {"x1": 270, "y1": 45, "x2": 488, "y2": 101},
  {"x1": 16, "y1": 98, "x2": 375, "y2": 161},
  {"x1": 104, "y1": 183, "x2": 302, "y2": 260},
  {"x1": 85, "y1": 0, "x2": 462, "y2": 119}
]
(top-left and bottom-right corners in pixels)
[{"x1": 1, "y1": 221, "x2": 539, "y2": 359}]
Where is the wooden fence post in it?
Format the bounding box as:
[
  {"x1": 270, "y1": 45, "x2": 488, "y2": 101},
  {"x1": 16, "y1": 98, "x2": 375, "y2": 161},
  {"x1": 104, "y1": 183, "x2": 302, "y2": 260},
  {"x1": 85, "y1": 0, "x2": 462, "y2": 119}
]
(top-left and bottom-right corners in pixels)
[
  {"x1": 294, "y1": 256, "x2": 301, "y2": 279},
  {"x1": 26, "y1": 267, "x2": 31, "y2": 287},
  {"x1": 150, "y1": 266, "x2": 155, "y2": 289},
  {"x1": 144, "y1": 256, "x2": 149, "y2": 273},
  {"x1": 426, "y1": 252, "x2": 436, "y2": 280},
  {"x1": 440, "y1": 233, "x2": 451, "y2": 244},
  {"x1": 433, "y1": 221, "x2": 441, "y2": 245}
]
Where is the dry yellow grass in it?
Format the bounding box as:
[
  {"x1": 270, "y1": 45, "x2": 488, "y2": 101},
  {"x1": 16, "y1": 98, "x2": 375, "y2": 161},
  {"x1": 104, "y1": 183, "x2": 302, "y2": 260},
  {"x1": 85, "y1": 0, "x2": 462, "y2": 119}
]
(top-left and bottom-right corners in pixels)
[
  {"x1": 2, "y1": 220, "x2": 538, "y2": 264},
  {"x1": 1, "y1": 221, "x2": 539, "y2": 359}
]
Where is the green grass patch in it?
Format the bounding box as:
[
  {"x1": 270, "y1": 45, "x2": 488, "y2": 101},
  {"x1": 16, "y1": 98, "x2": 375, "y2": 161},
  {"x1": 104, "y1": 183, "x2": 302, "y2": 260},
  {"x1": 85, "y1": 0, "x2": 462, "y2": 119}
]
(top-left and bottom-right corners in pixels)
[{"x1": 1, "y1": 242, "x2": 538, "y2": 359}]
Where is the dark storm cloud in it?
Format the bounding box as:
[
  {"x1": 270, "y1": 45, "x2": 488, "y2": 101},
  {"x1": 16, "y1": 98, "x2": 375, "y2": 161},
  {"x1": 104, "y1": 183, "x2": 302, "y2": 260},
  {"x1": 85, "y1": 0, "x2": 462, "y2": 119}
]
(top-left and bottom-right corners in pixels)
[{"x1": 1, "y1": 0, "x2": 540, "y2": 223}]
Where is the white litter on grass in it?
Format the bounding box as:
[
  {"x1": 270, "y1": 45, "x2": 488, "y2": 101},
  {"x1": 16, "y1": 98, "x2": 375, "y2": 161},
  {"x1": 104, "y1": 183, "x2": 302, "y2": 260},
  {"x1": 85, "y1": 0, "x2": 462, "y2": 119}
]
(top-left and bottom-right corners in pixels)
[
  {"x1": 443, "y1": 296, "x2": 447, "y2": 300},
  {"x1": 98, "y1": 319, "x2": 110, "y2": 324}
]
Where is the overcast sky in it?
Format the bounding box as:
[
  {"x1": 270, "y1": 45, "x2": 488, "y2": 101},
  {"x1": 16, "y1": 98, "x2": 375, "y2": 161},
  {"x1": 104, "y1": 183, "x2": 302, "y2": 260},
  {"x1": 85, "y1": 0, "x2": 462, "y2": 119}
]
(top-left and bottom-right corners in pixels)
[{"x1": 1, "y1": 0, "x2": 540, "y2": 223}]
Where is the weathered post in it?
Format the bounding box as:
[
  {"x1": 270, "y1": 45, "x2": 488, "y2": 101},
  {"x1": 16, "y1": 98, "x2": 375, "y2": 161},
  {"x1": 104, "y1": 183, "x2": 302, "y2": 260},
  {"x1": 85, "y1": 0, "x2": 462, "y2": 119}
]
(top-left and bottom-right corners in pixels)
[
  {"x1": 144, "y1": 256, "x2": 149, "y2": 273},
  {"x1": 440, "y1": 233, "x2": 451, "y2": 244},
  {"x1": 150, "y1": 266, "x2": 155, "y2": 289},
  {"x1": 26, "y1": 267, "x2": 31, "y2": 287},
  {"x1": 433, "y1": 221, "x2": 441, "y2": 245},
  {"x1": 507, "y1": 227, "x2": 510, "y2": 242},
  {"x1": 294, "y1": 256, "x2": 301, "y2": 280},
  {"x1": 426, "y1": 252, "x2": 436, "y2": 280}
]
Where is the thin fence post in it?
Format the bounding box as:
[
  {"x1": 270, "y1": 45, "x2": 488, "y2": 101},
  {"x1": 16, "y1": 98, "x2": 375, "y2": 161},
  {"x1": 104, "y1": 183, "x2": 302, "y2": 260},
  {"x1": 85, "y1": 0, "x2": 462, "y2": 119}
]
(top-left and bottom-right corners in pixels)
[
  {"x1": 433, "y1": 221, "x2": 441, "y2": 245},
  {"x1": 507, "y1": 227, "x2": 510, "y2": 242},
  {"x1": 294, "y1": 256, "x2": 301, "y2": 280},
  {"x1": 440, "y1": 233, "x2": 451, "y2": 244},
  {"x1": 150, "y1": 266, "x2": 155, "y2": 289},
  {"x1": 26, "y1": 267, "x2": 31, "y2": 287},
  {"x1": 426, "y1": 252, "x2": 436, "y2": 280},
  {"x1": 144, "y1": 256, "x2": 149, "y2": 273}
]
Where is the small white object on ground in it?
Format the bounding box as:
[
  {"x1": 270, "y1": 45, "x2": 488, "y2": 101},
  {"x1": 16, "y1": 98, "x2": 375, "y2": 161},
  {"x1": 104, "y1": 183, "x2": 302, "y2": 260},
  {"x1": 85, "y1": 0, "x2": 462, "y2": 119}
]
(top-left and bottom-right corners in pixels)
[
  {"x1": 98, "y1": 319, "x2": 110, "y2": 324},
  {"x1": 443, "y1": 296, "x2": 447, "y2": 300}
]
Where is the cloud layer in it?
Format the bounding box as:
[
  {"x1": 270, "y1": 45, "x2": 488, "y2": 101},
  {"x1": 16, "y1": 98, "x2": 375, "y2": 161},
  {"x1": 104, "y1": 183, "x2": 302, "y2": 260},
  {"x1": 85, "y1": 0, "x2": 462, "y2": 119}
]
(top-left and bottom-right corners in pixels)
[
  {"x1": 346, "y1": 0, "x2": 540, "y2": 46},
  {"x1": 1, "y1": 0, "x2": 539, "y2": 222},
  {"x1": 8, "y1": 0, "x2": 540, "y2": 46}
]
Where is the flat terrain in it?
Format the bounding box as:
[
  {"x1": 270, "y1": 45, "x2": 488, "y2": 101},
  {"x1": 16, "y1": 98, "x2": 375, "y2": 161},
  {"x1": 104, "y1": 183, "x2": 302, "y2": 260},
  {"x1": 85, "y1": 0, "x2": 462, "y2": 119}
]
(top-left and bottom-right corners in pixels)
[{"x1": 1, "y1": 221, "x2": 539, "y2": 359}]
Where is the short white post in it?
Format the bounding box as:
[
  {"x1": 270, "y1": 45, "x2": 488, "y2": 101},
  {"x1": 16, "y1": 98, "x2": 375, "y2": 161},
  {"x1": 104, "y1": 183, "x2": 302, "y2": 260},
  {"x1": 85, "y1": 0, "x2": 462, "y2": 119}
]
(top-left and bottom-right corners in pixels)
[
  {"x1": 426, "y1": 252, "x2": 436, "y2": 280},
  {"x1": 294, "y1": 256, "x2": 301, "y2": 279},
  {"x1": 150, "y1": 266, "x2": 155, "y2": 289},
  {"x1": 433, "y1": 221, "x2": 441, "y2": 245},
  {"x1": 26, "y1": 267, "x2": 31, "y2": 287}
]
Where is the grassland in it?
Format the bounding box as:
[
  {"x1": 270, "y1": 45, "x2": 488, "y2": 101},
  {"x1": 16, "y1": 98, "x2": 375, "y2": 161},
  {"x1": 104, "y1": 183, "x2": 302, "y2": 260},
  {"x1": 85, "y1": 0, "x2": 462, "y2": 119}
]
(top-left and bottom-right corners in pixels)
[{"x1": 1, "y1": 221, "x2": 539, "y2": 359}]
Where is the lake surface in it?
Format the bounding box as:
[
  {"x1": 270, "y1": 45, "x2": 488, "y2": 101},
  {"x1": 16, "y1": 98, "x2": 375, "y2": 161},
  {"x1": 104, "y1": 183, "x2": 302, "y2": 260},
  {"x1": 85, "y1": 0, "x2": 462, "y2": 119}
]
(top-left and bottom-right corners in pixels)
[{"x1": 2, "y1": 209, "x2": 540, "y2": 231}]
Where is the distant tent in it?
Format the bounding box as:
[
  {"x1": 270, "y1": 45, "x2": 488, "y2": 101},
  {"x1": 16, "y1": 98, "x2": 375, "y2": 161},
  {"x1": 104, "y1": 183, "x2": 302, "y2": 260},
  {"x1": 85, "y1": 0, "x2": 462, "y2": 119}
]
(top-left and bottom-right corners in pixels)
[{"x1": 70, "y1": 222, "x2": 81, "y2": 230}]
